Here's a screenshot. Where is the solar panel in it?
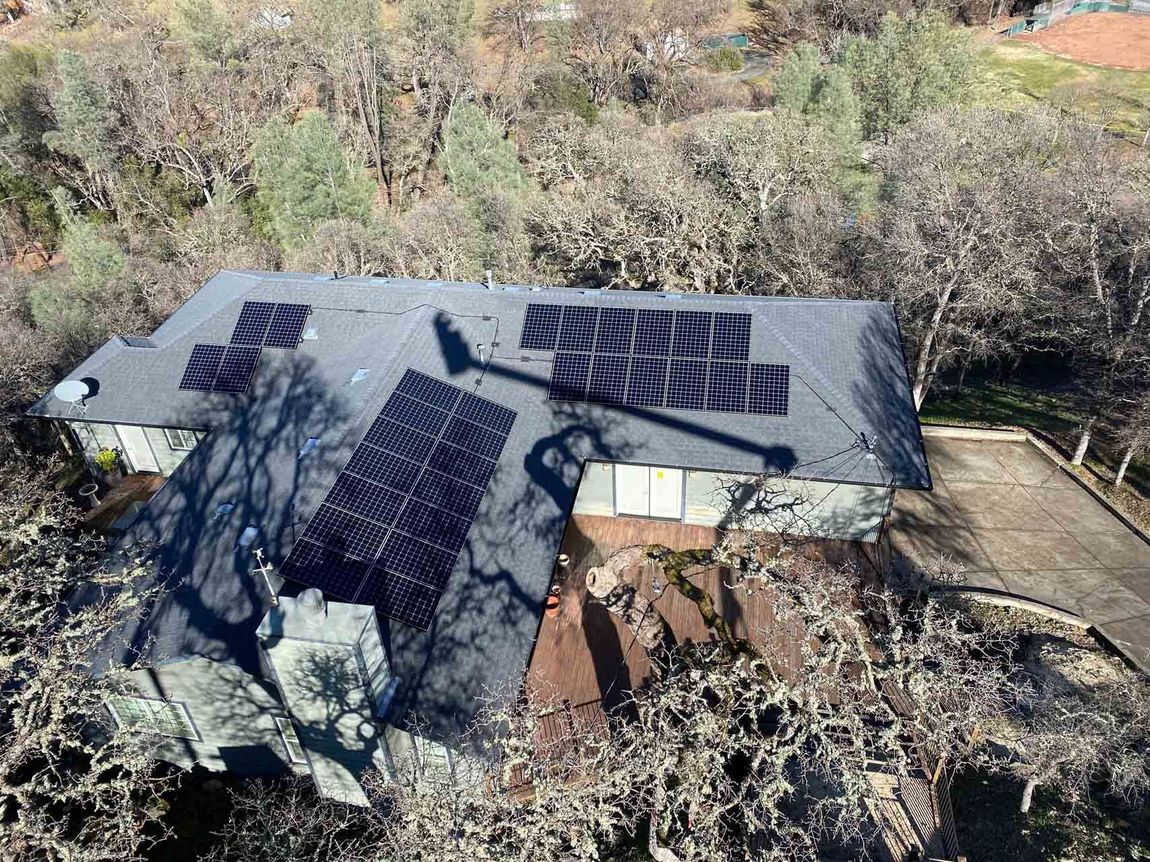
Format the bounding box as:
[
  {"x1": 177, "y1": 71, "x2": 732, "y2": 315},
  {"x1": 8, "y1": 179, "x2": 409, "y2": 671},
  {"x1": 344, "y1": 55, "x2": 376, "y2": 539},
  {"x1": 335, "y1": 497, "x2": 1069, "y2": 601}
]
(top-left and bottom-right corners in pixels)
[
  {"x1": 179, "y1": 344, "x2": 226, "y2": 391},
  {"x1": 749, "y1": 363, "x2": 790, "y2": 416},
  {"x1": 672, "y1": 311, "x2": 713, "y2": 359},
  {"x1": 520, "y1": 304, "x2": 562, "y2": 351},
  {"x1": 344, "y1": 447, "x2": 422, "y2": 494},
  {"x1": 230, "y1": 302, "x2": 275, "y2": 346},
  {"x1": 413, "y1": 471, "x2": 486, "y2": 520},
  {"x1": 455, "y1": 392, "x2": 517, "y2": 435},
  {"x1": 357, "y1": 569, "x2": 440, "y2": 631},
  {"x1": 633, "y1": 309, "x2": 673, "y2": 356},
  {"x1": 395, "y1": 499, "x2": 473, "y2": 553},
  {"x1": 264, "y1": 304, "x2": 310, "y2": 349},
  {"x1": 445, "y1": 416, "x2": 507, "y2": 461},
  {"x1": 326, "y1": 474, "x2": 405, "y2": 526},
  {"x1": 279, "y1": 540, "x2": 370, "y2": 602},
  {"x1": 594, "y1": 308, "x2": 635, "y2": 354},
  {"x1": 280, "y1": 368, "x2": 517, "y2": 632},
  {"x1": 377, "y1": 532, "x2": 457, "y2": 590},
  {"x1": 300, "y1": 504, "x2": 391, "y2": 561},
  {"x1": 428, "y1": 442, "x2": 496, "y2": 488},
  {"x1": 363, "y1": 416, "x2": 436, "y2": 464},
  {"x1": 381, "y1": 393, "x2": 450, "y2": 436},
  {"x1": 711, "y1": 313, "x2": 752, "y2": 361},
  {"x1": 213, "y1": 346, "x2": 262, "y2": 393},
  {"x1": 397, "y1": 369, "x2": 462, "y2": 412},
  {"x1": 548, "y1": 353, "x2": 591, "y2": 401},
  {"x1": 557, "y1": 307, "x2": 599, "y2": 352},
  {"x1": 587, "y1": 354, "x2": 628, "y2": 405},
  {"x1": 625, "y1": 356, "x2": 668, "y2": 407},
  {"x1": 706, "y1": 361, "x2": 748, "y2": 413},
  {"x1": 666, "y1": 359, "x2": 708, "y2": 410}
]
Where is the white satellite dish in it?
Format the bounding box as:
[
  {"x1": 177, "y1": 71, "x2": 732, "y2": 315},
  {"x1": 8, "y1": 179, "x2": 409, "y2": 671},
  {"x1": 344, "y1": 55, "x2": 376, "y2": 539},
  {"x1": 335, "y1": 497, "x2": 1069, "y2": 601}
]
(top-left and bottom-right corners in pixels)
[{"x1": 53, "y1": 380, "x2": 91, "y2": 413}]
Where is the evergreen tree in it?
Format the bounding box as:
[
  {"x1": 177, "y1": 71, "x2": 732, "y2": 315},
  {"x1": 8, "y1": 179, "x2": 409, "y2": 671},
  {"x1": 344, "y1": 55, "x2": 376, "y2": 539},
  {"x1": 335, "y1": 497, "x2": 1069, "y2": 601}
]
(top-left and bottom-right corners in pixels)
[
  {"x1": 42, "y1": 50, "x2": 116, "y2": 174},
  {"x1": 771, "y1": 43, "x2": 821, "y2": 115},
  {"x1": 252, "y1": 111, "x2": 375, "y2": 249}
]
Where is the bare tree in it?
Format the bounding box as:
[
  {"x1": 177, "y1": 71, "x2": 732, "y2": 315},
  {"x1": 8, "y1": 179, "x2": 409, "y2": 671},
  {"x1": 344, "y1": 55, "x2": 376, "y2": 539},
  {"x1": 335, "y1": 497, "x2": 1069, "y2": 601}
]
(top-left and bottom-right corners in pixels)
[
  {"x1": 1113, "y1": 390, "x2": 1150, "y2": 487},
  {"x1": 562, "y1": 0, "x2": 645, "y2": 108}
]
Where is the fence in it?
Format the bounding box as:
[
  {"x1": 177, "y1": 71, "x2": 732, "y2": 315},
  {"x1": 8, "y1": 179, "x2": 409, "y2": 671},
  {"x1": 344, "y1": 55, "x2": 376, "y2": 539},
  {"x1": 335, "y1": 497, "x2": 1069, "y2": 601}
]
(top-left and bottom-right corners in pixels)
[{"x1": 999, "y1": 0, "x2": 1148, "y2": 36}]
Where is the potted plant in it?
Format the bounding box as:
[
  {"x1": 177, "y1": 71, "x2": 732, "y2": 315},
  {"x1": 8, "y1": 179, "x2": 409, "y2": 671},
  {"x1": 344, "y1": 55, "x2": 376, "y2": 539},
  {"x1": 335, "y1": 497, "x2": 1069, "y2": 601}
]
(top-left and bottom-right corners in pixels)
[{"x1": 94, "y1": 447, "x2": 123, "y2": 488}]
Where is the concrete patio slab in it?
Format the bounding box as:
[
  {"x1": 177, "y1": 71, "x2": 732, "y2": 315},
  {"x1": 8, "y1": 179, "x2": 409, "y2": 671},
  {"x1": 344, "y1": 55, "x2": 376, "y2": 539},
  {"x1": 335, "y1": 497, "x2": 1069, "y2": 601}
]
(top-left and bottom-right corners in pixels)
[
  {"x1": 891, "y1": 432, "x2": 1150, "y2": 671},
  {"x1": 996, "y1": 569, "x2": 1150, "y2": 624},
  {"x1": 923, "y1": 439, "x2": 1017, "y2": 485},
  {"x1": 1024, "y1": 486, "x2": 1131, "y2": 534},
  {"x1": 972, "y1": 529, "x2": 1101, "y2": 571},
  {"x1": 945, "y1": 482, "x2": 1056, "y2": 531}
]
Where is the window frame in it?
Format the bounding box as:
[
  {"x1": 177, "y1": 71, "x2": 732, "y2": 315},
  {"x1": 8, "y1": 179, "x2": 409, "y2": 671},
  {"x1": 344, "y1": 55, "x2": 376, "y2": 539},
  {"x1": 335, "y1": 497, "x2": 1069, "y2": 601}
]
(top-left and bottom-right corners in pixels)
[
  {"x1": 105, "y1": 695, "x2": 200, "y2": 740},
  {"x1": 163, "y1": 428, "x2": 197, "y2": 451},
  {"x1": 275, "y1": 716, "x2": 309, "y2": 764}
]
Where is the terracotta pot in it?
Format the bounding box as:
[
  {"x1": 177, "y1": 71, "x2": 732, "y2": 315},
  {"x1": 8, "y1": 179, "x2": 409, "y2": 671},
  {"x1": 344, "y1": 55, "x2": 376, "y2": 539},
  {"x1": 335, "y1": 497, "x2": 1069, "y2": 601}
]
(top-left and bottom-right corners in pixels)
[{"x1": 544, "y1": 594, "x2": 561, "y2": 618}]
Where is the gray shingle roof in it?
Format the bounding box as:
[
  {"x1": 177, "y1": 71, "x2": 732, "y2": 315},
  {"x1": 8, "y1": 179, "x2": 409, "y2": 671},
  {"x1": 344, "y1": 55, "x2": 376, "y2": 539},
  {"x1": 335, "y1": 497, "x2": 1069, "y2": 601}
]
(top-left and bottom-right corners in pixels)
[{"x1": 28, "y1": 271, "x2": 929, "y2": 738}]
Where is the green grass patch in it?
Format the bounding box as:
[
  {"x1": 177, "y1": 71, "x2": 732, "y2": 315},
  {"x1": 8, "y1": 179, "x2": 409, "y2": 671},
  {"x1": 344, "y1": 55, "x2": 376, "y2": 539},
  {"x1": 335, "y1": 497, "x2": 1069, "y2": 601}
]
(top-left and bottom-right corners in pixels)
[{"x1": 975, "y1": 41, "x2": 1150, "y2": 137}]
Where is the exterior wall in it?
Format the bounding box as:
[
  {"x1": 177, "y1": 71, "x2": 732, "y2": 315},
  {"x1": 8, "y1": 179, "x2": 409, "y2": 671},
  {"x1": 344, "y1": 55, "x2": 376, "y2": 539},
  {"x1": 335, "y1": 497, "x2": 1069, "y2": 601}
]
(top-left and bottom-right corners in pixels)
[
  {"x1": 124, "y1": 657, "x2": 307, "y2": 777},
  {"x1": 67, "y1": 420, "x2": 204, "y2": 477},
  {"x1": 573, "y1": 461, "x2": 893, "y2": 543}
]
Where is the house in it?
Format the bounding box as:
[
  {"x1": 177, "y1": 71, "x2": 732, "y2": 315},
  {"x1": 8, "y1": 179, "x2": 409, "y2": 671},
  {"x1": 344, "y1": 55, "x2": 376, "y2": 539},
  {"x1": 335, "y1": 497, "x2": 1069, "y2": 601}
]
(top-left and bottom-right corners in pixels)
[{"x1": 27, "y1": 271, "x2": 932, "y2": 821}]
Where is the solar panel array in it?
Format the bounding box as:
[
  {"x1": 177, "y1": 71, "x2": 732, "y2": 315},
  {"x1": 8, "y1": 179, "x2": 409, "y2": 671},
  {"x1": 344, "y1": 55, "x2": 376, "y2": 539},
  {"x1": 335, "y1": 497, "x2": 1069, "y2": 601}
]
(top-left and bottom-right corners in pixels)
[
  {"x1": 279, "y1": 369, "x2": 517, "y2": 631},
  {"x1": 178, "y1": 302, "x2": 312, "y2": 393},
  {"x1": 230, "y1": 301, "x2": 311, "y2": 349},
  {"x1": 520, "y1": 303, "x2": 789, "y2": 416}
]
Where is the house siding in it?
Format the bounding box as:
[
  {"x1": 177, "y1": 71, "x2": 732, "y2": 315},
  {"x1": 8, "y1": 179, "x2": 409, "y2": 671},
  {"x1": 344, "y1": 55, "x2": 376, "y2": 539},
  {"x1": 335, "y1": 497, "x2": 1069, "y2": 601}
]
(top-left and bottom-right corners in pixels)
[
  {"x1": 125, "y1": 658, "x2": 307, "y2": 777},
  {"x1": 573, "y1": 461, "x2": 892, "y2": 542},
  {"x1": 67, "y1": 420, "x2": 203, "y2": 477}
]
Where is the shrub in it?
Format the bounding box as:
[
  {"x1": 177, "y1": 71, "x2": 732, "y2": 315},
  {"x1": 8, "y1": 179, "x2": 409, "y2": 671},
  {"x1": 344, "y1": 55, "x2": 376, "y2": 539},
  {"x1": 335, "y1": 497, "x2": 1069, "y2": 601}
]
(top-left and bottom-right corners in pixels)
[{"x1": 703, "y1": 45, "x2": 745, "y2": 73}]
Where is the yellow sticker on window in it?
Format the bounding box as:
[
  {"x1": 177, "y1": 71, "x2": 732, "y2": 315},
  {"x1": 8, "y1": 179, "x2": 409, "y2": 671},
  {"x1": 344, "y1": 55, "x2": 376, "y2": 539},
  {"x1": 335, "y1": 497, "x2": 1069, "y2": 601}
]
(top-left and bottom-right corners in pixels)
[{"x1": 656, "y1": 471, "x2": 664, "y2": 479}]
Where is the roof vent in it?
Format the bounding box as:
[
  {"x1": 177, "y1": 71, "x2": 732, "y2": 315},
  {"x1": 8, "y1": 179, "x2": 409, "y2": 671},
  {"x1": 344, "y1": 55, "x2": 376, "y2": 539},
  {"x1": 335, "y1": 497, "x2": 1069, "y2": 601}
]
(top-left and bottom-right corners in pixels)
[
  {"x1": 302, "y1": 327, "x2": 318, "y2": 341},
  {"x1": 237, "y1": 525, "x2": 260, "y2": 549},
  {"x1": 349, "y1": 368, "x2": 368, "y2": 385},
  {"x1": 213, "y1": 502, "x2": 235, "y2": 521},
  {"x1": 298, "y1": 437, "x2": 320, "y2": 459},
  {"x1": 120, "y1": 336, "x2": 156, "y2": 348},
  {"x1": 297, "y1": 587, "x2": 326, "y2": 626}
]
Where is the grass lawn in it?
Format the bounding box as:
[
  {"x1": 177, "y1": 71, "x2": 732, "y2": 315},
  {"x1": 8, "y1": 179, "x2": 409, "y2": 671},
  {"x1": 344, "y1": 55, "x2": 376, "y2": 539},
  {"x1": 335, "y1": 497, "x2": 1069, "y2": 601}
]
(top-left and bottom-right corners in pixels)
[
  {"x1": 975, "y1": 41, "x2": 1150, "y2": 139},
  {"x1": 951, "y1": 769, "x2": 1150, "y2": 862}
]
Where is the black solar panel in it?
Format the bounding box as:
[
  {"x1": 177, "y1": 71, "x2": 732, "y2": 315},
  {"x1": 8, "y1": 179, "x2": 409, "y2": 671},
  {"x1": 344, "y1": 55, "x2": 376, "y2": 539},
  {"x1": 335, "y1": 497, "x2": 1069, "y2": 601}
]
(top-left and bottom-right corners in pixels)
[
  {"x1": 279, "y1": 540, "x2": 370, "y2": 602},
  {"x1": 363, "y1": 416, "x2": 436, "y2": 464},
  {"x1": 749, "y1": 363, "x2": 790, "y2": 416},
  {"x1": 377, "y1": 532, "x2": 457, "y2": 590},
  {"x1": 357, "y1": 569, "x2": 440, "y2": 631},
  {"x1": 548, "y1": 353, "x2": 591, "y2": 401},
  {"x1": 344, "y1": 447, "x2": 422, "y2": 493},
  {"x1": 633, "y1": 309, "x2": 673, "y2": 356},
  {"x1": 625, "y1": 356, "x2": 668, "y2": 407},
  {"x1": 397, "y1": 369, "x2": 462, "y2": 412},
  {"x1": 264, "y1": 303, "x2": 310, "y2": 349},
  {"x1": 381, "y1": 393, "x2": 450, "y2": 436},
  {"x1": 711, "y1": 313, "x2": 752, "y2": 361},
  {"x1": 455, "y1": 392, "x2": 517, "y2": 435},
  {"x1": 594, "y1": 308, "x2": 636, "y2": 354},
  {"x1": 445, "y1": 416, "x2": 507, "y2": 461},
  {"x1": 520, "y1": 304, "x2": 562, "y2": 351},
  {"x1": 326, "y1": 474, "x2": 405, "y2": 526},
  {"x1": 428, "y1": 442, "x2": 496, "y2": 488},
  {"x1": 300, "y1": 503, "x2": 390, "y2": 561},
  {"x1": 413, "y1": 471, "x2": 486, "y2": 520},
  {"x1": 672, "y1": 311, "x2": 713, "y2": 359},
  {"x1": 213, "y1": 346, "x2": 262, "y2": 393},
  {"x1": 395, "y1": 498, "x2": 472, "y2": 553},
  {"x1": 557, "y1": 306, "x2": 599, "y2": 351},
  {"x1": 280, "y1": 368, "x2": 516, "y2": 631},
  {"x1": 666, "y1": 359, "x2": 708, "y2": 410},
  {"x1": 707, "y1": 361, "x2": 748, "y2": 413},
  {"x1": 179, "y1": 344, "x2": 226, "y2": 391},
  {"x1": 230, "y1": 302, "x2": 276, "y2": 346},
  {"x1": 587, "y1": 354, "x2": 628, "y2": 405}
]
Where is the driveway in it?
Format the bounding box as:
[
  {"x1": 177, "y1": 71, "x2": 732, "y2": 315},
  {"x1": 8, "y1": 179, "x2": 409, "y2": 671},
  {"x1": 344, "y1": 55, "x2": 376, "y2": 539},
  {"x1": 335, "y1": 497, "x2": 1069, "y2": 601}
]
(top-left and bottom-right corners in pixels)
[{"x1": 891, "y1": 431, "x2": 1150, "y2": 671}]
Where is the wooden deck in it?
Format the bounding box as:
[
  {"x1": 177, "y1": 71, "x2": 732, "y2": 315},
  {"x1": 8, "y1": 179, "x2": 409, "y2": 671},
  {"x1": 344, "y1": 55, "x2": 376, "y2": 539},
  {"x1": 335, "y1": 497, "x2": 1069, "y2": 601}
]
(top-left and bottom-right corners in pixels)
[
  {"x1": 526, "y1": 514, "x2": 878, "y2": 715},
  {"x1": 83, "y1": 474, "x2": 165, "y2": 532}
]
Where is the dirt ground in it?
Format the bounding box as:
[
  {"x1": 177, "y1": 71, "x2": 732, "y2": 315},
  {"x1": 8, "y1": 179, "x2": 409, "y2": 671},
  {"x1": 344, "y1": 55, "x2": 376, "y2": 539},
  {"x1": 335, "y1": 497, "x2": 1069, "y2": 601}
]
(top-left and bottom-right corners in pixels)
[{"x1": 1019, "y1": 13, "x2": 1150, "y2": 71}]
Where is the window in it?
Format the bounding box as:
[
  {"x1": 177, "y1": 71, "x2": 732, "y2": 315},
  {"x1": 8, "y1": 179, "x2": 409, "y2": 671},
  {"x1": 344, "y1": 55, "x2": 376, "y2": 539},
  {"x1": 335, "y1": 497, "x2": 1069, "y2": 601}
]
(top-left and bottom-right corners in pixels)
[
  {"x1": 275, "y1": 717, "x2": 308, "y2": 764},
  {"x1": 164, "y1": 428, "x2": 197, "y2": 451},
  {"x1": 106, "y1": 695, "x2": 199, "y2": 739}
]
